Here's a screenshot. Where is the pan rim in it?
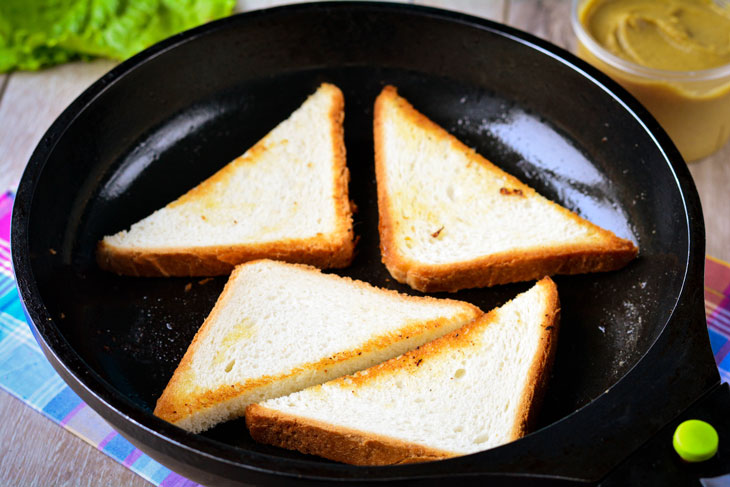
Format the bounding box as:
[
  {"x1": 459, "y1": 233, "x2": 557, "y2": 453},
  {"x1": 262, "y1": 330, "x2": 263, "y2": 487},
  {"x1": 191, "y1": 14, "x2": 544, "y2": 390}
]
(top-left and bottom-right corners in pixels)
[{"x1": 10, "y1": 1, "x2": 704, "y2": 482}]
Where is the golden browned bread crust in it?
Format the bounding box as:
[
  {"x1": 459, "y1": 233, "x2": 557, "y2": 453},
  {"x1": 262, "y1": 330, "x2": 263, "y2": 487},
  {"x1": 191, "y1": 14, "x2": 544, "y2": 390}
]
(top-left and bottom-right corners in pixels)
[
  {"x1": 245, "y1": 404, "x2": 454, "y2": 465},
  {"x1": 97, "y1": 236, "x2": 354, "y2": 277},
  {"x1": 152, "y1": 263, "x2": 251, "y2": 424},
  {"x1": 382, "y1": 245, "x2": 636, "y2": 293},
  {"x1": 97, "y1": 83, "x2": 354, "y2": 277},
  {"x1": 373, "y1": 85, "x2": 638, "y2": 292},
  {"x1": 153, "y1": 260, "x2": 482, "y2": 430},
  {"x1": 244, "y1": 277, "x2": 560, "y2": 465},
  {"x1": 508, "y1": 277, "x2": 560, "y2": 440}
]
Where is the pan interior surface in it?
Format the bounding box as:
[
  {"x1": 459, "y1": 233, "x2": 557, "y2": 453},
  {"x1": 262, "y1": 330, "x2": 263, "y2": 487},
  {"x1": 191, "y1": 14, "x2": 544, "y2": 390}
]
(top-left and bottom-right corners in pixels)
[{"x1": 19, "y1": 3, "x2": 691, "y2": 474}]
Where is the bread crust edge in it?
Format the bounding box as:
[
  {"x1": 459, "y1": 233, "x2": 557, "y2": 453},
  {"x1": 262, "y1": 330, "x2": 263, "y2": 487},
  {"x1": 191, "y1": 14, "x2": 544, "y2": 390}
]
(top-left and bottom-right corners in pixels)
[
  {"x1": 97, "y1": 83, "x2": 355, "y2": 277},
  {"x1": 245, "y1": 403, "x2": 455, "y2": 465},
  {"x1": 153, "y1": 259, "x2": 482, "y2": 432},
  {"x1": 97, "y1": 235, "x2": 355, "y2": 277},
  {"x1": 509, "y1": 277, "x2": 561, "y2": 440},
  {"x1": 373, "y1": 85, "x2": 637, "y2": 293},
  {"x1": 244, "y1": 277, "x2": 560, "y2": 463},
  {"x1": 385, "y1": 244, "x2": 637, "y2": 293}
]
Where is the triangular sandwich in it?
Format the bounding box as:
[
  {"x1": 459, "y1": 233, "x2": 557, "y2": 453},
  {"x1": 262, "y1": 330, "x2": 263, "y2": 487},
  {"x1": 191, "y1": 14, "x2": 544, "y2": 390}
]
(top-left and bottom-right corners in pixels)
[
  {"x1": 245, "y1": 277, "x2": 560, "y2": 465},
  {"x1": 98, "y1": 83, "x2": 354, "y2": 276},
  {"x1": 374, "y1": 85, "x2": 637, "y2": 292},
  {"x1": 154, "y1": 259, "x2": 482, "y2": 433}
]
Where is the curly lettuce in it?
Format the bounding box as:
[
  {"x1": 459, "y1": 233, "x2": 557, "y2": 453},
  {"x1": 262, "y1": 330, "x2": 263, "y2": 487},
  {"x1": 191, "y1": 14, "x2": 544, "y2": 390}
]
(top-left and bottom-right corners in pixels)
[{"x1": 0, "y1": 0, "x2": 235, "y2": 72}]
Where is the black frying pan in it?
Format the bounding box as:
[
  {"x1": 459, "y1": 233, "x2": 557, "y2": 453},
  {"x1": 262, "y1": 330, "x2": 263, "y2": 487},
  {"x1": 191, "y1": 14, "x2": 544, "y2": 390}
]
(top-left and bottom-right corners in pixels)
[{"x1": 11, "y1": 2, "x2": 729, "y2": 485}]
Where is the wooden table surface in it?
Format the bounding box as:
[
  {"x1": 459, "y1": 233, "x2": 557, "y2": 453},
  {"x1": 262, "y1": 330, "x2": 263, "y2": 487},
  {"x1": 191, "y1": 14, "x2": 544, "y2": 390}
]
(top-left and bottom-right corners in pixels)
[{"x1": 1, "y1": 1, "x2": 728, "y2": 486}]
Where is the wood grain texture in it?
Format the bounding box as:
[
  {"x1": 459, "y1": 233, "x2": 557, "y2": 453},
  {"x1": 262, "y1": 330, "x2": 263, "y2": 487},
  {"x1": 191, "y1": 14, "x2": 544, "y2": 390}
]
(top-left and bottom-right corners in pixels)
[
  {"x1": 236, "y1": 0, "x2": 411, "y2": 13},
  {"x1": 689, "y1": 145, "x2": 730, "y2": 263},
  {"x1": 0, "y1": 391, "x2": 150, "y2": 487},
  {"x1": 0, "y1": 59, "x2": 116, "y2": 193},
  {"x1": 413, "y1": 0, "x2": 506, "y2": 20},
  {"x1": 506, "y1": 0, "x2": 576, "y2": 52},
  {"x1": 0, "y1": 74, "x2": 7, "y2": 105},
  {"x1": 236, "y1": 0, "x2": 503, "y2": 17}
]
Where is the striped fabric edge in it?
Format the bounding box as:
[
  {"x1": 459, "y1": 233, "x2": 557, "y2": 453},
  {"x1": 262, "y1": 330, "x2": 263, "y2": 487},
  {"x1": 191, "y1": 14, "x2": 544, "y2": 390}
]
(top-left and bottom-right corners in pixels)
[
  {"x1": 705, "y1": 256, "x2": 730, "y2": 384},
  {"x1": 0, "y1": 192, "x2": 200, "y2": 487}
]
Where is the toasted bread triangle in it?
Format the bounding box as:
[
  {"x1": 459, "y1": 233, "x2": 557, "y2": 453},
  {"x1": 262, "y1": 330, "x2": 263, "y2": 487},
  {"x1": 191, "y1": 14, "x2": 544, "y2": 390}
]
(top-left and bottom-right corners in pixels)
[
  {"x1": 97, "y1": 83, "x2": 354, "y2": 276},
  {"x1": 246, "y1": 277, "x2": 560, "y2": 465},
  {"x1": 153, "y1": 259, "x2": 482, "y2": 433},
  {"x1": 374, "y1": 86, "x2": 638, "y2": 292}
]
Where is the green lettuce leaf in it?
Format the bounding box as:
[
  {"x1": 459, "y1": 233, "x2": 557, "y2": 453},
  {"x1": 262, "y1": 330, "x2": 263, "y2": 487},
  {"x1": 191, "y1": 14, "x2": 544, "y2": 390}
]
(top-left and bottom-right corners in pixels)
[{"x1": 0, "y1": 0, "x2": 235, "y2": 72}]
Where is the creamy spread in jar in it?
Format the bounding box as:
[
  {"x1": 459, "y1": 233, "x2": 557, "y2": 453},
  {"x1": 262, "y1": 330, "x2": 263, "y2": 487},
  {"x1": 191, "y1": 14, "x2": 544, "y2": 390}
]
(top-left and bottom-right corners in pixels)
[
  {"x1": 574, "y1": 0, "x2": 730, "y2": 161},
  {"x1": 582, "y1": 0, "x2": 730, "y2": 71}
]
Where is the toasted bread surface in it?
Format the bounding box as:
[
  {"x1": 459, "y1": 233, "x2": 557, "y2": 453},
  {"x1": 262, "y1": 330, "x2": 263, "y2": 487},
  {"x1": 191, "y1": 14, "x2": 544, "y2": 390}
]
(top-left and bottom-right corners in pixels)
[
  {"x1": 245, "y1": 277, "x2": 560, "y2": 465},
  {"x1": 98, "y1": 83, "x2": 354, "y2": 276},
  {"x1": 153, "y1": 259, "x2": 481, "y2": 433},
  {"x1": 373, "y1": 85, "x2": 638, "y2": 292},
  {"x1": 246, "y1": 404, "x2": 454, "y2": 465}
]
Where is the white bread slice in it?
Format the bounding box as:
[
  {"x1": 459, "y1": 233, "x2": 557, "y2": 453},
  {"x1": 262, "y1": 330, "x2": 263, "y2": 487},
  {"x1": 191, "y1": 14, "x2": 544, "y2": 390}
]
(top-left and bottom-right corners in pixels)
[
  {"x1": 245, "y1": 277, "x2": 560, "y2": 465},
  {"x1": 374, "y1": 86, "x2": 638, "y2": 292},
  {"x1": 153, "y1": 259, "x2": 482, "y2": 433},
  {"x1": 97, "y1": 83, "x2": 354, "y2": 276}
]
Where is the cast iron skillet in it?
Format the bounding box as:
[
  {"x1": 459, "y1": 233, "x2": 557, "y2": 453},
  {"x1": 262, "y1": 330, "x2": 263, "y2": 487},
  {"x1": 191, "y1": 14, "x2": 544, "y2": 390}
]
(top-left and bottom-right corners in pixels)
[{"x1": 10, "y1": 2, "x2": 726, "y2": 485}]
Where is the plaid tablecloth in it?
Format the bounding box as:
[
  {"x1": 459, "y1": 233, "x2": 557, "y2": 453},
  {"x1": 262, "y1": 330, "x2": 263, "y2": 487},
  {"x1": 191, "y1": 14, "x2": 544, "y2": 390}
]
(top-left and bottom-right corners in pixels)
[
  {"x1": 1, "y1": 190, "x2": 729, "y2": 486},
  {"x1": 0, "y1": 192, "x2": 200, "y2": 487}
]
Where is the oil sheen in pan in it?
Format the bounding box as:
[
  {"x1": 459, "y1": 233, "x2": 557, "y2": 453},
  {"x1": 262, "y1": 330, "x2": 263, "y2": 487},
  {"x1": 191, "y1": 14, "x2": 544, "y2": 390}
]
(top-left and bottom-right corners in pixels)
[{"x1": 49, "y1": 66, "x2": 670, "y2": 456}]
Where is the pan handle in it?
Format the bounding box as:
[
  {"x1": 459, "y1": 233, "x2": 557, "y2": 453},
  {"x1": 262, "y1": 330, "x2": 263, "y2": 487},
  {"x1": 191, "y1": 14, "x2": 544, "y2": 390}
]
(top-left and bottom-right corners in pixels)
[{"x1": 598, "y1": 382, "x2": 730, "y2": 486}]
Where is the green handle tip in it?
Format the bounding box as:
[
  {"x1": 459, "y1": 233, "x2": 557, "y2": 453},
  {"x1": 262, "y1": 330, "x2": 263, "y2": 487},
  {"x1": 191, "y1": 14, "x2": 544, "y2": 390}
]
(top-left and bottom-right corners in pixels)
[{"x1": 673, "y1": 419, "x2": 719, "y2": 462}]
